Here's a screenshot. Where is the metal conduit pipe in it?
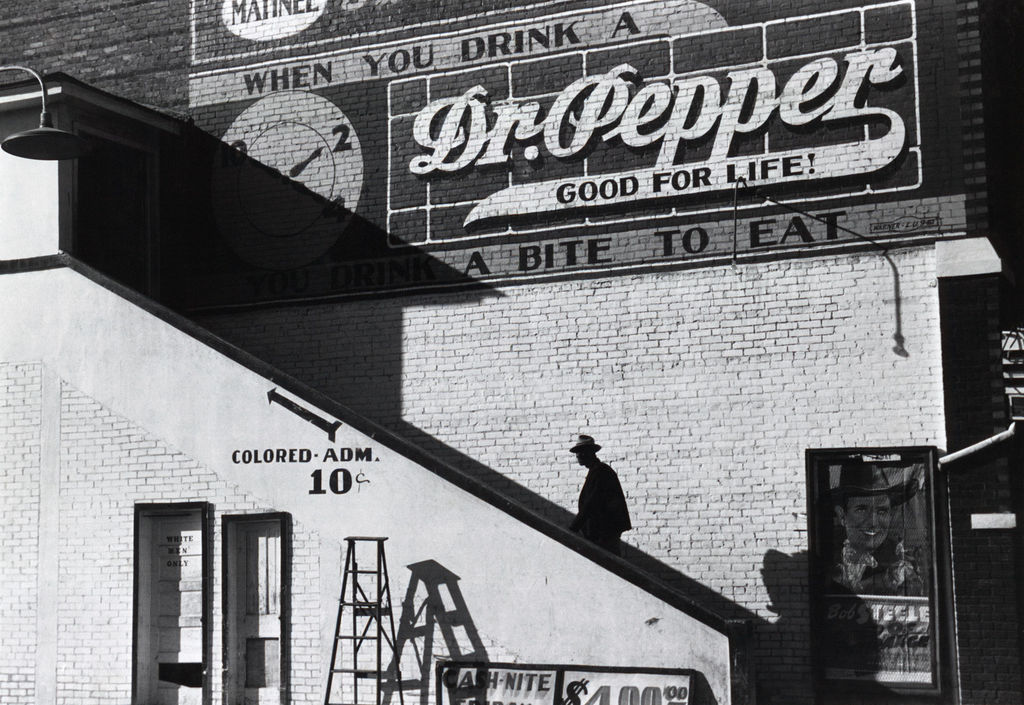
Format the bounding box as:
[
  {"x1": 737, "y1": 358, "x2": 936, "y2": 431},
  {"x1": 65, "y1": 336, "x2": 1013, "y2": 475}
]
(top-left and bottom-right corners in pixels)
[{"x1": 938, "y1": 422, "x2": 1017, "y2": 467}]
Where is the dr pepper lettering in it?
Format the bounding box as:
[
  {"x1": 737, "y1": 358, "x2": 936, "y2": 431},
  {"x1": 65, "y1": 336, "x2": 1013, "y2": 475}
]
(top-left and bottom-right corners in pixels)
[{"x1": 408, "y1": 48, "x2": 906, "y2": 174}]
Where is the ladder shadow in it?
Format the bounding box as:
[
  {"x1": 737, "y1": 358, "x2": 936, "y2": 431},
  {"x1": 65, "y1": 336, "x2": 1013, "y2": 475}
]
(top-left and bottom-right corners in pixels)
[{"x1": 383, "y1": 559, "x2": 489, "y2": 705}]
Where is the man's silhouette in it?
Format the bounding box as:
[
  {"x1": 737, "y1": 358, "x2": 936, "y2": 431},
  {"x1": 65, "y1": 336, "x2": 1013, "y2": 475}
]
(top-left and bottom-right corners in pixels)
[{"x1": 568, "y1": 435, "x2": 631, "y2": 555}]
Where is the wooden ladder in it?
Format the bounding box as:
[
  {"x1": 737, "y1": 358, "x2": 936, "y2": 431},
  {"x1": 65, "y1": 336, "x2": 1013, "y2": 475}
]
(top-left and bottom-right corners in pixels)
[{"x1": 324, "y1": 537, "x2": 404, "y2": 705}]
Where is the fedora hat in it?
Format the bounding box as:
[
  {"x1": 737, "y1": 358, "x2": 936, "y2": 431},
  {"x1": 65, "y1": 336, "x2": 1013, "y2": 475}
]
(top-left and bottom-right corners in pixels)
[
  {"x1": 831, "y1": 459, "x2": 921, "y2": 507},
  {"x1": 570, "y1": 434, "x2": 601, "y2": 453}
]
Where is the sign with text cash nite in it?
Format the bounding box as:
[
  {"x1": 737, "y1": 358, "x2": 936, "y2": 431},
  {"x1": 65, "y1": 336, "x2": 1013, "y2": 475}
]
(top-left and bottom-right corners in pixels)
[
  {"x1": 436, "y1": 663, "x2": 693, "y2": 705},
  {"x1": 186, "y1": 0, "x2": 967, "y2": 305}
]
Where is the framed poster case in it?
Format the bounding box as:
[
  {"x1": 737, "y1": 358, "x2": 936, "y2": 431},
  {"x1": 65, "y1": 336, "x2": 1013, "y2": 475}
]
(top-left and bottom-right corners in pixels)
[{"x1": 806, "y1": 447, "x2": 954, "y2": 698}]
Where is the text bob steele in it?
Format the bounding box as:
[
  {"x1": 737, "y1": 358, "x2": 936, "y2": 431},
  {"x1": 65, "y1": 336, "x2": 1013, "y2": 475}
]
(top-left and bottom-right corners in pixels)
[{"x1": 409, "y1": 47, "x2": 907, "y2": 175}]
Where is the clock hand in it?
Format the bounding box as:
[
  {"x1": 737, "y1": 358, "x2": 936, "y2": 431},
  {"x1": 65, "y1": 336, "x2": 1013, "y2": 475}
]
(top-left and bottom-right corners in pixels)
[{"x1": 288, "y1": 146, "x2": 324, "y2": 178}]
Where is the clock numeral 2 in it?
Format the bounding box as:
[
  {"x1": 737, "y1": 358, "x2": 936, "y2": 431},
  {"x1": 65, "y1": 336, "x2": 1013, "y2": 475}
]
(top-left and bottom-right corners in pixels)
[{"x1": 333, "y1": 123, "x2": 352, "y2": 152}]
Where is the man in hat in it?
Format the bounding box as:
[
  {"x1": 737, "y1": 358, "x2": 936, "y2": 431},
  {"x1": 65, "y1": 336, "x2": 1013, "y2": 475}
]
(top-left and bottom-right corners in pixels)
[
  {"x1": 830, "y1": 460, "x2": 925, "y2": 596},
  {"x1": 568, "y1": 435, "x2": 631, "y2": 555}
]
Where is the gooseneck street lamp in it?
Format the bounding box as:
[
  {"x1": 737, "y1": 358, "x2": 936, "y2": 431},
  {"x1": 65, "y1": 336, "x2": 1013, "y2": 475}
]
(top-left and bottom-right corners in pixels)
[{"x1": 0, "y1": 66, "x2": 89, "y2": 160}]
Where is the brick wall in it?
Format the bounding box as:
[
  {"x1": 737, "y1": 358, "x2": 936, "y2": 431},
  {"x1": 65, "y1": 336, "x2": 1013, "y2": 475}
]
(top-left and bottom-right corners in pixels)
[
  {"x1": 0, "y1": 362, "x2": 41, "y2": 705},
  {"x1": 0, "y1": 0, "x2": 189, "y2": 112},
  {"x1": 940, "y1": 274, "x2": 1024, "y2": 704},
  {"x1": 199, "y1": 244, "x2": 946, "y2": 703},
  {"x1": 52, "y1": 378, "x2": 326, "y2": 705},
  {"x1": 975, "y1": 0, "x2": 1024, "y2": 267},
  {"x1": 957, "y1": 0, "x2": 990, "y2": 239}
]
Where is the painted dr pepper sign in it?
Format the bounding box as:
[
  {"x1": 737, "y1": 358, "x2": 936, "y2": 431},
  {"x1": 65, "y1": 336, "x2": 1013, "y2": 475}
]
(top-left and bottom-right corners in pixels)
[
  {"x1": 413, "y1": 49, "x2": 908, "y2": 227},
  {"x1": 388, "y1": 1, "x2": 920, "y2": 244},
  {"x1": 186, "y1": 0, "x2": 947, "y2": 302}
]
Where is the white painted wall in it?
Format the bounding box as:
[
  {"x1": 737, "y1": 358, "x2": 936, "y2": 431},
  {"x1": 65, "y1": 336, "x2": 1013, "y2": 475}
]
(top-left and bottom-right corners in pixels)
[
  {"x1": 0, "y1": 267, "x2": 735, "y2": 703},
  {"x1": 0, "y1": 150, "x2": 60, "y2": 259}
]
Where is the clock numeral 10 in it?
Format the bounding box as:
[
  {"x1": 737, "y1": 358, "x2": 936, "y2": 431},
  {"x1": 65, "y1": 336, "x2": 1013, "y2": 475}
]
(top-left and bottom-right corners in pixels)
[{"x1": 221, "y1": 140, "x2": 248, "y2": 167}]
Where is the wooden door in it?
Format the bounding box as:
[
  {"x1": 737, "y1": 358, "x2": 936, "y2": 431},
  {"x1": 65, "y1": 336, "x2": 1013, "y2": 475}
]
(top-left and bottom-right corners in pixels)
[
  {"x1": 225, "y1": 517, "x2": 288, "y2": 705},
  {"x1": 135, "y1": 507, "x2": 205, "y2": 705}
]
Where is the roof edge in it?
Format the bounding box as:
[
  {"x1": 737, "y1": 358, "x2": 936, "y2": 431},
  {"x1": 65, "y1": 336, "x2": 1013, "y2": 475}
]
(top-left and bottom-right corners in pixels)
[{"x1": 0, "y1": 72, "x2": 187, "y2": 132}]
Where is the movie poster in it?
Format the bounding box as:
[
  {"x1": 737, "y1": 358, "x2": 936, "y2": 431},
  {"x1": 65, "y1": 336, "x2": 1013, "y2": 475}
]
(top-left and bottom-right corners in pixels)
[{"x1": 807, "y1": 448, "x2": 941, "y2": 692}]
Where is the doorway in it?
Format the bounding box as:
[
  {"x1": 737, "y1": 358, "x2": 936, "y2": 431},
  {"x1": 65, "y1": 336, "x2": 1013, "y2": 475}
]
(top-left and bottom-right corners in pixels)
[
  {"x1": 134, "y1": 504, "x2": 209, "y2": 705},
  {"x1": 223, "y1": 514, "x2": 291, "y2": 705}
]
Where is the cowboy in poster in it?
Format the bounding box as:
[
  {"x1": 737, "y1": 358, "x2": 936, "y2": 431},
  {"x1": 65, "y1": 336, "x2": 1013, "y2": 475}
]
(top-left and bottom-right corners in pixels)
[{"x1": 829, "y1": 460, "x2": 926, "y2": 597}]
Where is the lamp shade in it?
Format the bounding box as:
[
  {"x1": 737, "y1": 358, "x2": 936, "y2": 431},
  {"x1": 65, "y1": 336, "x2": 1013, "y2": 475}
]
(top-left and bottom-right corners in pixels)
[
  {"x1": 0, "y1": 66, "x2": 90, "y2": 161},
  {"x1": 2, "y1": 125, "x2": 90, "y2": 160}
]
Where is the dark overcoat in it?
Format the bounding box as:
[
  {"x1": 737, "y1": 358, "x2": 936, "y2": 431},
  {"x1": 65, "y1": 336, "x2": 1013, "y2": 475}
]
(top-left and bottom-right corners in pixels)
[{"x1": 570, "y1": 462, "x2": 631, "y2": 540}]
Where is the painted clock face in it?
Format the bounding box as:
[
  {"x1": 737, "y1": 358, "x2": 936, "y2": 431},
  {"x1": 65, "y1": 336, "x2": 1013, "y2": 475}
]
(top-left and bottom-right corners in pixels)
[{"x1": 213, "y1": 90, "x2": 364, "y2": 270}]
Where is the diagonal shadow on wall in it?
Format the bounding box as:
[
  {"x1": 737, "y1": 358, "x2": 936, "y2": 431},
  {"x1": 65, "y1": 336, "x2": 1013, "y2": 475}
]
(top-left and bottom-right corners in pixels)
[
  {"x1": 163, "y1": 123, "x2": 766, "y2": 627},
  {"x1": 150, "y1": 122, "x2": 767, "y2": 678},
  {"x1": 390, "y1": 421, "x2": 764, "y2": 626}
]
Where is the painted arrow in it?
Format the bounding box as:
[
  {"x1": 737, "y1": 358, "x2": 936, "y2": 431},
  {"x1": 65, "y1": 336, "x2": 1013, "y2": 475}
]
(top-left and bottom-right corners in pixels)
[{"x1": 267, "y1": 388, "x2": 342, "y2": 442}]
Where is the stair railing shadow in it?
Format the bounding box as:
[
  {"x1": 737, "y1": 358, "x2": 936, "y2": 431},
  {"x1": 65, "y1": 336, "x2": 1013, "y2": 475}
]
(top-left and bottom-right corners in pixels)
[{"x1": 392, "y1": 420, "x2": 765, "y2": 626}]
